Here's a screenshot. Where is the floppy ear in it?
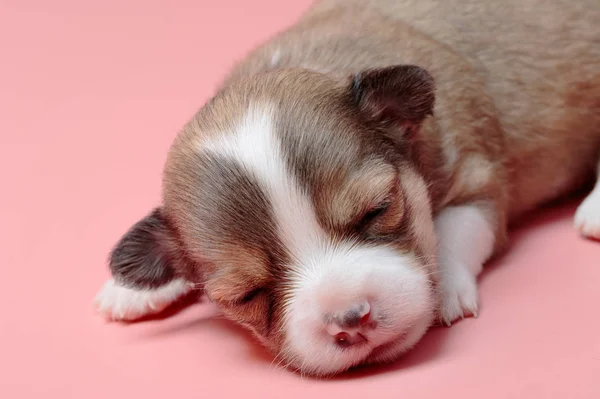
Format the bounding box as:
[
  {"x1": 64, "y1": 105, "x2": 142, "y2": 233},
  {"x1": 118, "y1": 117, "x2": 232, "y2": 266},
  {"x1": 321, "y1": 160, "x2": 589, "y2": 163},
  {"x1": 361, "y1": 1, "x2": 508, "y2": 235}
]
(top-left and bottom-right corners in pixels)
[
  {"x1": 348, "y1": 65, "x2": 435, "y2": 137},
  {"x1": 95, "y1": 208, "x2": 198, "y2": 321},
  {"x1": 109, "y1": 207, "x2": 192, "y2": 289}
]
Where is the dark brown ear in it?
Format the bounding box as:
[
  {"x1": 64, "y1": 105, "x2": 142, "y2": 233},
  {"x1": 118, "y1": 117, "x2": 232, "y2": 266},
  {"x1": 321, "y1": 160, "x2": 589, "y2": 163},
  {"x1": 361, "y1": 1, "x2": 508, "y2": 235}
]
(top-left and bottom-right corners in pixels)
[
  {"x1": 349, "y1": 65, "x2": 435, "y2": 133},
  {"x1": 109, "y1": 208, "x2": 191, "y2": 289}
]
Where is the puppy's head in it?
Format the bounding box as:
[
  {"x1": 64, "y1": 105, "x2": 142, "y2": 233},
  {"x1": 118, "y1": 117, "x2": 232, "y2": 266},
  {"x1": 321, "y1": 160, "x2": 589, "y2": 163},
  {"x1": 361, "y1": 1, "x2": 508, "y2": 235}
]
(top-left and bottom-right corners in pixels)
[{"x1": 126, "y1": 66, "x2": 439, "y2": 376}]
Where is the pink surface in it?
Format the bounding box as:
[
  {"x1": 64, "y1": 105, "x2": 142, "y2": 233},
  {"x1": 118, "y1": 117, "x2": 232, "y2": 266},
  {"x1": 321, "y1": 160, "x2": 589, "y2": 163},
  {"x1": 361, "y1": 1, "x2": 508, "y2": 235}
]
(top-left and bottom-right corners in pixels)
[{"x1": 1, "y1": 1, "x2": 599, "y2": 398}]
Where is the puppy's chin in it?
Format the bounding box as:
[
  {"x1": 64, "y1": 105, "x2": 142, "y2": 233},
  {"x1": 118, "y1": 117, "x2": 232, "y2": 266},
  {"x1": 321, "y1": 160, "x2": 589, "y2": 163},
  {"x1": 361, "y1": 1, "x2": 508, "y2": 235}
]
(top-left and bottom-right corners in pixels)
[
  {"x1": 279, "y1": 243, "x2": 435, "y2": 377},
  {"x1": 364, "y1": 312, "x2": 434, "y2": 366}
]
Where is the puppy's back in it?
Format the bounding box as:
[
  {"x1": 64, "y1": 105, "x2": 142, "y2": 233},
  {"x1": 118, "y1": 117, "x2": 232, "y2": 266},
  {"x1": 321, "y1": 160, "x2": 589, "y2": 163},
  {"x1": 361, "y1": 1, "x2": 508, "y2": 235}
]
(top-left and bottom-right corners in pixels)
[
  {"x1": 224, "y1": 0, "x2": 600, "y2": 217},
  {"x1": 306, "y1": 0, "x2": 600, "y2": 217}
]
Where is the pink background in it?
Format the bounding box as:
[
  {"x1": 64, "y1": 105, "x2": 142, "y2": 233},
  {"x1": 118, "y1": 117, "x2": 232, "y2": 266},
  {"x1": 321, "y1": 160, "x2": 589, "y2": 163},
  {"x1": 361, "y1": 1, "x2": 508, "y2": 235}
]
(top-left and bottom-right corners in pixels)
[{"x1": 1, "y1": 1, "x2": 599, "y2": 398}]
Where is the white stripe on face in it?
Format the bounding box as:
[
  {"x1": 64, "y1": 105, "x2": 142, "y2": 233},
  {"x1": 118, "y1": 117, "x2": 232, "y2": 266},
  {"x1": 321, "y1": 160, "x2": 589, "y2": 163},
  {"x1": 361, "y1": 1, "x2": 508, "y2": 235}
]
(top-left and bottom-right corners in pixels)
[
  {"x1": 201, "y1": 105, "x2": 328, "y2": 265},
  {"x1": 200, "y1": 104, "x2": 434, "y2": 376}
]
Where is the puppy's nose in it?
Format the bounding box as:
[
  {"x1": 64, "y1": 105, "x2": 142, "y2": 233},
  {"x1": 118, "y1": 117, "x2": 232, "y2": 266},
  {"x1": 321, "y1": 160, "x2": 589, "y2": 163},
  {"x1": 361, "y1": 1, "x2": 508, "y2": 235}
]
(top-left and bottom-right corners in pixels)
[
  {"x1": 326, "y1": 301, "x2": 372, "y2": 346},
  {"x1": 340, "y1": 301, "x2": 371, "y2": 328}
]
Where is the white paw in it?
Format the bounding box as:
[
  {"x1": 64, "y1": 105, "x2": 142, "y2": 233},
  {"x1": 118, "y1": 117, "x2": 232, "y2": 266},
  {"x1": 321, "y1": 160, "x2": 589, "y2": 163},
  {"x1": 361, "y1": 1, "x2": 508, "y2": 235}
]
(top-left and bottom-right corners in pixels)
[
  {"x1": 94, "y1": 278, "x2": 192, "y2": 321},
  {"x1": 575, "y1": 191, "x2": 600, "y2": 239},
  {"x1": 437, "y1": 266, "x2": 479, "y2": 326}
]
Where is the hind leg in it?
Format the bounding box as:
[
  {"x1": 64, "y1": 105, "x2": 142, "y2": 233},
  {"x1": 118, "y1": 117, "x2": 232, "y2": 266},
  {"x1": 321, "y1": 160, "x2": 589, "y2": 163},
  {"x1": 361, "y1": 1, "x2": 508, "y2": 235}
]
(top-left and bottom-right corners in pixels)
[
  {"x1": 94, "y1": 208, "x2": 195, "y2": 321},
  {"x1": 575, "y1": 158, "x2": 600, "y2": 239}
]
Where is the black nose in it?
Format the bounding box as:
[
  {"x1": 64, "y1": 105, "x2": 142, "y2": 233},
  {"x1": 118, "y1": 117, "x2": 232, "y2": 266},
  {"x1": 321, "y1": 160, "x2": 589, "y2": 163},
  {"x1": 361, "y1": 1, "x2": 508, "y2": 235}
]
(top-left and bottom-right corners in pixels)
[
  {"x1": 329, "y1": 301, "x2": 371, "y2": 329},
  {"x1": 342, "y1": 309, "x2": 363, "y2": 328},
  {"x1": 325, "y1": 301, "x2": 374, "y2": 347}
]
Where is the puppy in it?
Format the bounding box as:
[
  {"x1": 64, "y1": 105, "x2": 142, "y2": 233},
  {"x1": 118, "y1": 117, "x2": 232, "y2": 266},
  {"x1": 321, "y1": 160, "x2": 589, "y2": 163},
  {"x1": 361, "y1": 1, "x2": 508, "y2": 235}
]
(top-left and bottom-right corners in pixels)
[{"x1": 95, "y1": 0, "x2": 600, "y2": 377}]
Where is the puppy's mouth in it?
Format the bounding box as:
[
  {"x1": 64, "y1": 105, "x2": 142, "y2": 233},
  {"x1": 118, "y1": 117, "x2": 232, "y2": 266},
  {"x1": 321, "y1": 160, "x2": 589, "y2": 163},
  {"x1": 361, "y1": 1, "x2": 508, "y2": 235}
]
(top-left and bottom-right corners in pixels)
[
  {"x1": 365, "y1": 313, "x2": 434, "y2": 366},
  {"x1": 324, "y1": 331, "x2": 410, "y2": 376},
  {"x1": 338, "y1": 328, "x2": 410, "y2": 363},
  {"x1": 335, "y1": 331, "x2": 369, "y2": 348}
]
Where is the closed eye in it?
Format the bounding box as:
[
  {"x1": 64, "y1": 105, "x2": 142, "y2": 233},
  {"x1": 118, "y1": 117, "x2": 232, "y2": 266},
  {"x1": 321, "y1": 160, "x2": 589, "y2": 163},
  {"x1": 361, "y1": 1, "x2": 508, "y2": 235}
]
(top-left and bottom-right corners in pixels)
[
  {"x1": 356, "y1": 202, "x2": 390, "y2": 229},
  {"x1": 238, "y1": 288, "x2": 264, "y2": 305}
]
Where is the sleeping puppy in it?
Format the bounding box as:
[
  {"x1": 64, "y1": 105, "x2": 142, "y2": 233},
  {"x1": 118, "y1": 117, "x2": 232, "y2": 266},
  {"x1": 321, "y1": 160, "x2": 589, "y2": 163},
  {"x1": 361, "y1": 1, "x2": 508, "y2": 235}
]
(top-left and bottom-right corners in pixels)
[{"x1": 94, "y1": 0, "x2": 600, "y2": 377}]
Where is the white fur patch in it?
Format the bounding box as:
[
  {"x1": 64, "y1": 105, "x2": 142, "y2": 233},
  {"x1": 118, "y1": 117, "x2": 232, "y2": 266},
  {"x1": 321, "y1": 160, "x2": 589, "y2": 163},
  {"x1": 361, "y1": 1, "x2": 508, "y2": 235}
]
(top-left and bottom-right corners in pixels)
[
  {"x1": 434, "y1": 205, "x2": 495, "y2": 325},
  {"x1": 285, "y1": 243, "x2": 434, "y2": 375},
  {"x1": 202, "y1": 105, "x2": 324, "y2": 259},
  {"x1": 442, "y1": 139, "x2": 459, "y2": 171},
  {"x1": 457, "y1": 155, "x2": 493, "y2": 193},
  {"x1": 201, "y1": 105, "x2": 434, "y2": 376},
  {"x1": 574, "y1": 187, "x2": 600, "y2": 239},
  {"x1": 270, "y1": 49, "x2": 281, "y2": 67},
  {"x1": 94, "y1": 278, "x2": 192, "y2": 321}
]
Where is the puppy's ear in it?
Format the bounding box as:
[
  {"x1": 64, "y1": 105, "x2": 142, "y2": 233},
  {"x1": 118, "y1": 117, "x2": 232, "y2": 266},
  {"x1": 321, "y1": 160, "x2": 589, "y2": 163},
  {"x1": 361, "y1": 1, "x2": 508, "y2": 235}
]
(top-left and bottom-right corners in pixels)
[
  {"x1": 348, "y1": 65, "x2": 435, "y2": 135},
  {"x1": 109, "y1": 207, "x2": 193, "y2": 289}
]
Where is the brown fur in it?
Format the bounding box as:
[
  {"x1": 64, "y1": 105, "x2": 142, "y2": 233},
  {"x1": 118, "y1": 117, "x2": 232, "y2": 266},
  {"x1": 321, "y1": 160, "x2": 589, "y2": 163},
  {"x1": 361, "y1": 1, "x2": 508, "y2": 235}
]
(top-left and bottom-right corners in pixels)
[
  {"x1": 160, "y1": 69, "x2": 439, "y2": 349},
  {"x1": 220, "y1": 0, "x2": 600, "y2": 248},
  {"x1": 101, "y1": 0, "x2": 600, "y2": 375}
]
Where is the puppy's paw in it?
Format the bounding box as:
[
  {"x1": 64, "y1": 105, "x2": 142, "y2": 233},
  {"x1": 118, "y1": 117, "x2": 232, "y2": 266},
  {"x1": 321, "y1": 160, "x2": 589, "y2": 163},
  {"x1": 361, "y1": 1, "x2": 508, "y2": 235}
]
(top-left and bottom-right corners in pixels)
[
  {"x1": 94, "y1": 278, "x2": 192, "y2": 321},
  {"x1": 437, "y1": 266, "x2": 479, "y2": 326},
  {"x1": 575, "y1": 191, "x2": 600, "y2": 239}
]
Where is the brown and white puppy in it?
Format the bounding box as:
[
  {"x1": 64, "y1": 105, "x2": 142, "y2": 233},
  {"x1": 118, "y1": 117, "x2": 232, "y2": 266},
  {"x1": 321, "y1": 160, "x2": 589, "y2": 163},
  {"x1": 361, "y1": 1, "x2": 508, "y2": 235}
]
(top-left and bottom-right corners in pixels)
[{"x1": 94, "y1": 0, "x2": 600, "y2": 377}]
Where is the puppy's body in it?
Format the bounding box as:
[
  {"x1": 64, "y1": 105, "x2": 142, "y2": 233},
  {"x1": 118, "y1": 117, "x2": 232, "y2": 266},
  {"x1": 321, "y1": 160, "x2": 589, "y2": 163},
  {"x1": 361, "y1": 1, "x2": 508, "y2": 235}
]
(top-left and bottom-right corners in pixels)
[
  {"x1": 95, "y1": 0, "x2": 600, "y2": 376},
  {"x1": 225, "y1": 0, "x2": 600, "y2": 221}
]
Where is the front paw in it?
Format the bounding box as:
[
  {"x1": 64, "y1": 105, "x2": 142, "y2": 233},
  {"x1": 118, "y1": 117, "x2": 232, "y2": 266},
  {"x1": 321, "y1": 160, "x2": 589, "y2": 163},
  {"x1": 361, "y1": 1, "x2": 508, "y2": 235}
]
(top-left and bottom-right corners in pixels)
[
  {"x1": 437, "y1": 266, "x2": 479, "y2": 326},
  {"x1": 574, "y1": 191, "x2": 600, "y2": 239}
]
